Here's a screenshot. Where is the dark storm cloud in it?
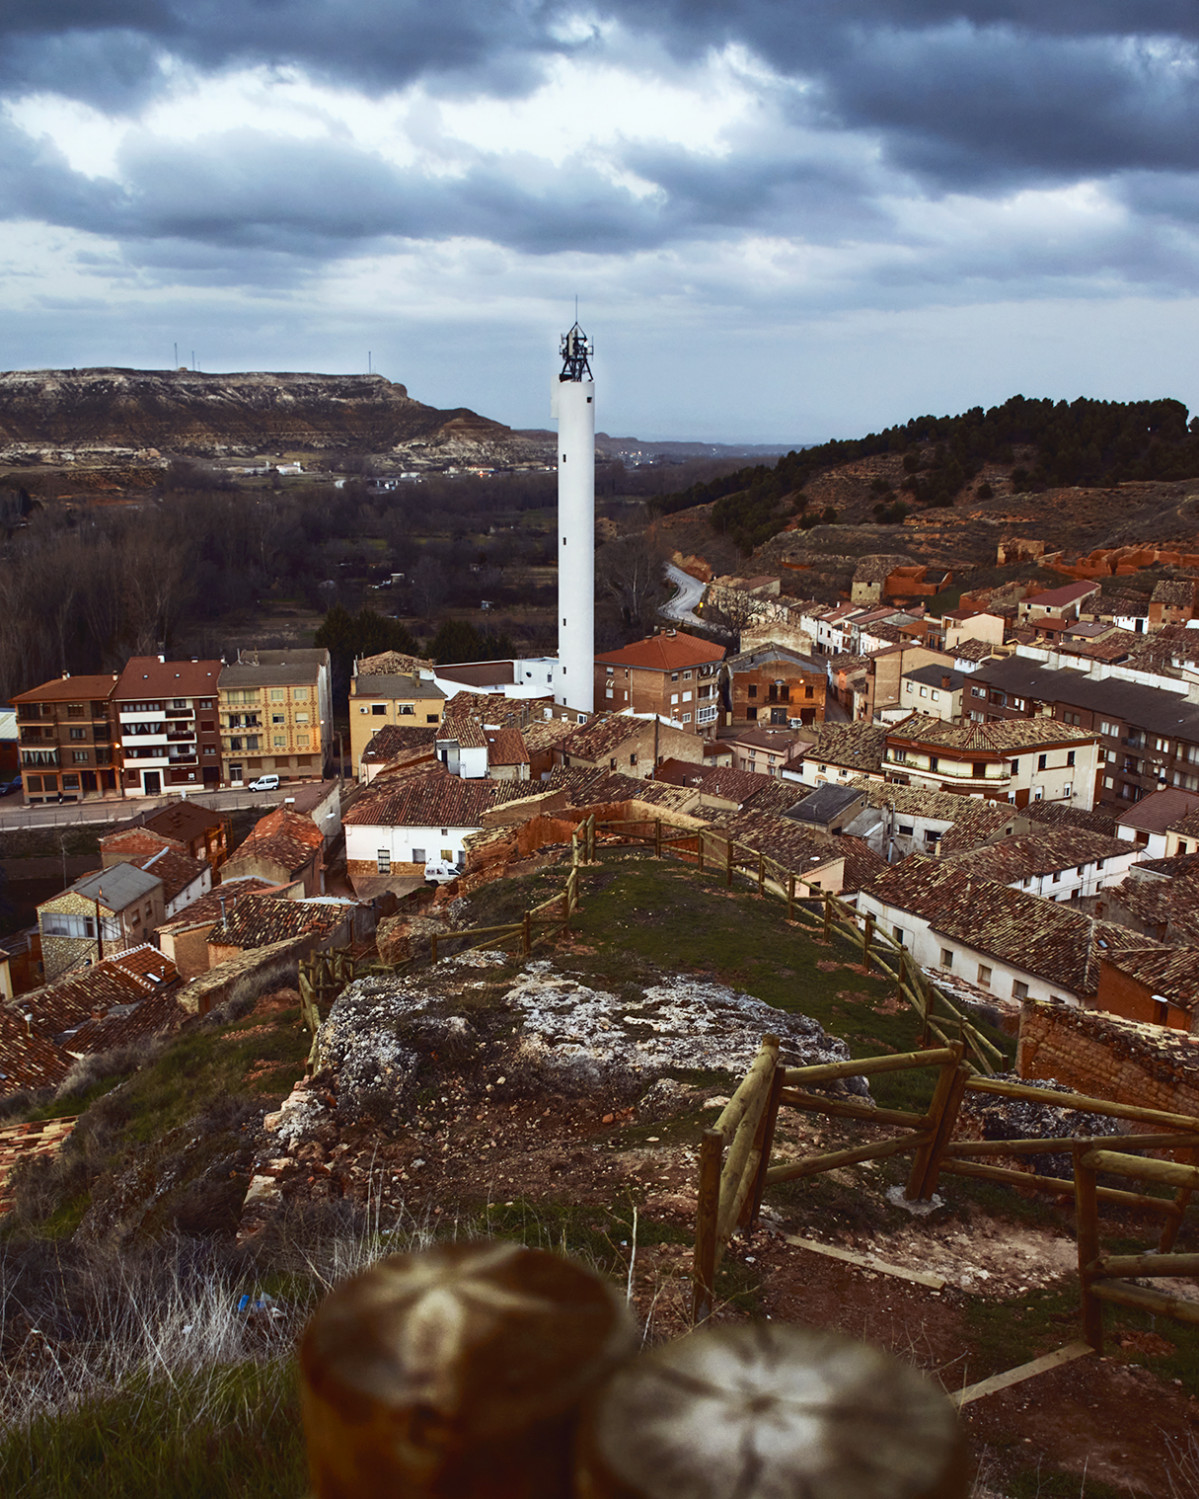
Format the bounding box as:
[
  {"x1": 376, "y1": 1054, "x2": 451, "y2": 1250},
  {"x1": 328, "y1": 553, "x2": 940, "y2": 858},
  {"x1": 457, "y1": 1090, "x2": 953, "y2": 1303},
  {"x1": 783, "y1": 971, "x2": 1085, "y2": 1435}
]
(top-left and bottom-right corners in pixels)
[{"x1": 7, "y1": 1, "x2": 1199, "y2": 196}]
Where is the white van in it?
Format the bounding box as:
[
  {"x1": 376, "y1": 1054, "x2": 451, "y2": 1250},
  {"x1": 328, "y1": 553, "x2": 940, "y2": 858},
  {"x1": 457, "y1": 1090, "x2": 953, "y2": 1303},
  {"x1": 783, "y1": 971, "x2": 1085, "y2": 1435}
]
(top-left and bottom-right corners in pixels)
[
  {"x1": 249, "y1": 774, "x2": 280, "y2": 792},
  {"x1": 424, "y1": 858, "x2": 463, "y2": 885}
]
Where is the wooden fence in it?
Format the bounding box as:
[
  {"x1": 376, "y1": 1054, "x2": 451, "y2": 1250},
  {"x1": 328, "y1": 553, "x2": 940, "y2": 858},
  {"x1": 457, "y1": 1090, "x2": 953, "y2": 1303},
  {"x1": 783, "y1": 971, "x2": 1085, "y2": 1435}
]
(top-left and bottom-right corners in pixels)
[
  {"x1": 694, "y1": 1035, "x2": 1199, "y2": 1344},
  {"x1": 590, "y1": 816, "x2": 1001, "y2": 1073}
]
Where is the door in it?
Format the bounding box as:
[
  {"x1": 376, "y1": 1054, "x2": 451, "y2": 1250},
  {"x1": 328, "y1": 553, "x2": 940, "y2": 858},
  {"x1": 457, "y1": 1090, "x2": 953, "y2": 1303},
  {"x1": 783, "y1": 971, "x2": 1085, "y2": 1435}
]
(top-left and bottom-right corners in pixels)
[{"x1": 143, "y1": 771, "x2": 161, "y2": 795}]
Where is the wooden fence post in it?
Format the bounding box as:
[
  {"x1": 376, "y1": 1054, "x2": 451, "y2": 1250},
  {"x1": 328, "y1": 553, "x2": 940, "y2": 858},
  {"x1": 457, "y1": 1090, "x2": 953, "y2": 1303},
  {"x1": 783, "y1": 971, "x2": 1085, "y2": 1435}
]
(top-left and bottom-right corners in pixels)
[
  {"x1": 1073, "y1": 1141, "x2": 1104, "y2": 1353},
  {"x1": 431, "y1": 932, "x2": 439, "y2": 963},
  {"x1": 692, "y1": 1129, "x2": 724, "y2": 1324},
  {"x1": 904, "y1": 1042, "x2": 965, "y2": 1202},
  {"x1": 1159, "y1": 1183, "x2": 1195, "y2": 1254},
  {"x1": 744, "y1": 1036, "x2": 784, "y2": 1229},
  {"x1": 861, "y1": 912, "x2": 874, "y2": 964}
]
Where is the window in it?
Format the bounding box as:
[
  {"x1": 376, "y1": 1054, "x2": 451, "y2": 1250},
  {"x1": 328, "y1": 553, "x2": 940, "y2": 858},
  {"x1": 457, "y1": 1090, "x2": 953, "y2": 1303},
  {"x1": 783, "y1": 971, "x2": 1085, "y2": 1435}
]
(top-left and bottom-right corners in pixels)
[
  {"x1": 271, "y1": 688, "x2": 286, "y2": 702},
  {"x1": 272, "y1": 714, "x2": 285, "y2": 724},
  {"x1": 273, "y1": 735, "x2": 286, "y2": 748},
  {"x1": 747, "y1": 685, "x2": 757, "y2": 698},
  {"x1": 377, "y1": 849, "x2": 391, "y2": 875},
  {"x1": 1037, "y1": 753, "x2": 1047, "y2": 770},
  {"x1": 977, "y1": 964, "x2": 991, "y2": 988},
  {"x1": 683, "y1": 712, "x2": 692, "y2": 723},
  {"x1": 1052, "y1": 870, "x2": 1061, "y2": 883},
  {"x1": 72, "y1": 750, "x2": 89, "y2": 763},
  {"x1": 1013, "y1": 980, "x2": 1029, "y2": 1000},
  {"x1": 1063, "y1": 782, "x2": 1072, "y2": 798},
  {"x1": 69, "y1": 727, "x2": 86, "y2": 741},
  {"x1": 1100, "y1": 720, "x2": 1119, "y2": 737},
  {"x1": 919, "y1": 685, "x2": 927, "y2": 697},
  {"x1": 931, "y1": 690, "x2": 940, "y2": 702},
  {"x1": 371, "y1": 704, "x2": 386, "y2": 715},
  {"x1": 1066, "y1": 750, "x2": 1075, "y2": 767},
  {"x1": 892, "y1": 926, "x2": 907, "y2": 947},
  {"x1": 940, "y1": 948, "x2": 953, "y2": 969},
  {"x1": 411, "y1": 847, "x2": 425, "y2": 863},
  {"x1": 671, "y1": 672, "x2": 679, "y2": 682},
  {"x1": 1010, "y1": 759, "x2": 1019, "y2": 775},
  {"x1": 683, "y1": 670, "x2": 692, "y2": 680}
]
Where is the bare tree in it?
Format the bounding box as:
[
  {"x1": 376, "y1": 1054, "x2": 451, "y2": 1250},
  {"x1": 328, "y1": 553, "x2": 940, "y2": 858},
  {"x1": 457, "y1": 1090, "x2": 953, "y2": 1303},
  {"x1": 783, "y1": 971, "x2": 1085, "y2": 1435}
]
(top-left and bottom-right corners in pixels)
[{"x1": 596, "y1": 531, "x2": 670, "y2": 630}]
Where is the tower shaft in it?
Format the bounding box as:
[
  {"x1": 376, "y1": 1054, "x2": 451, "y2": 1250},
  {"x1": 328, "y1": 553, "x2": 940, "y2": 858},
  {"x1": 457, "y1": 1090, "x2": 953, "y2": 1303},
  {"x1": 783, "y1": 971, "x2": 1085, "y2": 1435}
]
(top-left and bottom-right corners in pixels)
[{"x1": 553, "y1": 324, "x2": 595, "y2": 713}]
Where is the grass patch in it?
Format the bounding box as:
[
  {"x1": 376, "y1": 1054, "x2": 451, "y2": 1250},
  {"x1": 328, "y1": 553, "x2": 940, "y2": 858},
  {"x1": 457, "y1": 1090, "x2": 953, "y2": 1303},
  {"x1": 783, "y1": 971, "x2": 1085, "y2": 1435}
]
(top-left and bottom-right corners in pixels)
[{"x1": 1, "y1": 1359, "x2": 305, "y2": 1499}]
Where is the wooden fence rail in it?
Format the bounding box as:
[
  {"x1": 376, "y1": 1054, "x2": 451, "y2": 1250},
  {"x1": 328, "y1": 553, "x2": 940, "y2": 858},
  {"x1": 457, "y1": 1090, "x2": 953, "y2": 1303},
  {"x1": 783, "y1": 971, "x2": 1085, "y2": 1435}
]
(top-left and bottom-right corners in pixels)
[
  {"x1": 696, "y1": 1037, "x2": 1199, "y2": 1346},
  {"x1": 1074, "y1": 1144, "x2": 1199, "y2": 1351}
]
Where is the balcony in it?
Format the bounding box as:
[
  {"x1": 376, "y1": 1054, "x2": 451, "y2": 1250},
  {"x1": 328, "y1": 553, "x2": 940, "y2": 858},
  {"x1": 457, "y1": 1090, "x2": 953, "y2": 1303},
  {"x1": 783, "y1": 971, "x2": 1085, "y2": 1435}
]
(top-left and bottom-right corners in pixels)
[{"x1": 20, "y1": 749, "x2": 59, "y2": 767}]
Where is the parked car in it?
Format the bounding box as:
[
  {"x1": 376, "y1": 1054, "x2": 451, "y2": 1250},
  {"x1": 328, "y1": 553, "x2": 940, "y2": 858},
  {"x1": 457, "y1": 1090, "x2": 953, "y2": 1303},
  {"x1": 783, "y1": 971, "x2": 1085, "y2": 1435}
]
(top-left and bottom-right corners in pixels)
[
  {"x1": 424, "y1": 858, "x2": 463, "y2": 885},
  {"x1": 249, "y1": 774, "x2": 280, "y2": 792},
  {"x1": 0, "y1": 774, "x2": 21, "y2": 797}
]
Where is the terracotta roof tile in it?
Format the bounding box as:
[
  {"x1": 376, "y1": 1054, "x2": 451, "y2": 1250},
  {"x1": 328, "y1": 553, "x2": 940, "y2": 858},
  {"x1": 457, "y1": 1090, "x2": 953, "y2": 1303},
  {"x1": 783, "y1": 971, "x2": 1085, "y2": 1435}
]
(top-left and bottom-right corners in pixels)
[
  {"x1": 113, "y1": 656, "x2": 223, "y2": 699},
  {"x1": 227, "y1": 808, "x2": 324, "y2": 878},
  {"x1": 943, "y1": 828, "x2": 1130, "y2": 884},
  {"x1": 207, "y1": 894, "x2": 350, "y2": 950},
  {"x1": 11, "y1": 674, "x2": 119, "y2": 704},
  {"x1": 858, "y1": 855, "x2": 1145, "y2": 996},
  {"x1": 0, "y1": 1014, "x2": 72, "y2": 1096},
  {"x1": 344, "y1": 766, "x2": 500, "y2": 829},
  {"x1": 361, "y1": 724, "x2": 439, "y2": 762},
  {"x1": 594, "y1": 630, "x2": 726, "y2": 672}
]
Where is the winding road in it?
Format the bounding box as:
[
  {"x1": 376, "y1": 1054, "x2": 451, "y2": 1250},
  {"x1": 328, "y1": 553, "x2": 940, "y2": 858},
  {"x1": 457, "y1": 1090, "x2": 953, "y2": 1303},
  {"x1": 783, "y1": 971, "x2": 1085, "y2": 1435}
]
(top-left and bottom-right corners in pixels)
[{"x1": 661, "y1": 562, "x2": 708, "y2": 629}]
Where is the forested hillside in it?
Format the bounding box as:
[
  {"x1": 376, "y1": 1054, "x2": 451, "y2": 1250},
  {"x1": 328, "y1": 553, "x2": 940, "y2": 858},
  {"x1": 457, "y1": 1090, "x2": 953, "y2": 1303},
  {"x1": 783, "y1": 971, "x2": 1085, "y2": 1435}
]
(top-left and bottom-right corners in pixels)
[{"x1": 653, "y1": 395, "x2": 1199, "y2": 553}]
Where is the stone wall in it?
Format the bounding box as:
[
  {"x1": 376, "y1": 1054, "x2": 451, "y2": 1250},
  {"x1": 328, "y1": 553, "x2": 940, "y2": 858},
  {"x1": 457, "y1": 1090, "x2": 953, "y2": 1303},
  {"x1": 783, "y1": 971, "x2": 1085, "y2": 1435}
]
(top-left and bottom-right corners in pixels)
[
  {"x1": 180, "y1": 936, "x2": 309, "y2": 1017},
  {"x1": 1017, "y1": 999, "x2": 1199, "y2": 1118}
]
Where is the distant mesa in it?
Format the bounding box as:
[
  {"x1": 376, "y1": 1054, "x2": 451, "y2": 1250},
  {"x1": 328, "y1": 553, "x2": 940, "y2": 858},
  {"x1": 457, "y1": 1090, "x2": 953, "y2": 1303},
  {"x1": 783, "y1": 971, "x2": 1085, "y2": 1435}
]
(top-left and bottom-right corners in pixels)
[{"x1": 0, "y1": 366, "x2": 539, "y2": 464}]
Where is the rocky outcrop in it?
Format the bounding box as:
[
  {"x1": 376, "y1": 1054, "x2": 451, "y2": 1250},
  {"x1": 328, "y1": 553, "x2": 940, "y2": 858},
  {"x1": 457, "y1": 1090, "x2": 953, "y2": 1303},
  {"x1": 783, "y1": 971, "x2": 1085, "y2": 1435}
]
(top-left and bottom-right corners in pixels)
[{"x1": 0, "y1": 367, "x2": 550, "y2": 464}]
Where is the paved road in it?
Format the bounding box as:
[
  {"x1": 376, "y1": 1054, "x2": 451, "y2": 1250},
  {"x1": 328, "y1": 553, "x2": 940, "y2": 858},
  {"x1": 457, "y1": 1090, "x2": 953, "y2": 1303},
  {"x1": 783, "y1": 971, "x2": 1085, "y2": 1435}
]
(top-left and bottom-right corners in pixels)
[
  {"x1": 661, "y1": 562, "x2": 708, "y2": 629},
  {"x1": 0, "y1": 783, "x2": 322, "y2": 833}
]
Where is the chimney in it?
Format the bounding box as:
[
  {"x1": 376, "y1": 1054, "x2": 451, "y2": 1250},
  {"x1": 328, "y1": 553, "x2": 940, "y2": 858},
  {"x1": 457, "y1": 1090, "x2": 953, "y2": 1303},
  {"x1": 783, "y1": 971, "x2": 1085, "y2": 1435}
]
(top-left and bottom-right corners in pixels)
[{"x1": 941, "y1": 676, "x2": 951, "y2": 689}]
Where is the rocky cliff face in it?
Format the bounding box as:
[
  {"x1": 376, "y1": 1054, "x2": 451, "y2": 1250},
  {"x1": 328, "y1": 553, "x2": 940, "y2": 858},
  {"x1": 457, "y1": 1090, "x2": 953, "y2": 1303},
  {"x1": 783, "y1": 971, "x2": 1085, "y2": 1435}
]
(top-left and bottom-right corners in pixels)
[{"x1": 0, "y1": 367, "x2": 550, "y2": 463}]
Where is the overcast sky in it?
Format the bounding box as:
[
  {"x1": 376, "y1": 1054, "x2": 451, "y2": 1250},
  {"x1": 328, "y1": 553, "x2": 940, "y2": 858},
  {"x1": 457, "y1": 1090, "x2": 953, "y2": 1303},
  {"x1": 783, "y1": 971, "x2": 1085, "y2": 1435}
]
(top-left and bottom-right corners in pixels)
[{"x1": 4, "y1": 3, "x2": 1199, "y2": 442}]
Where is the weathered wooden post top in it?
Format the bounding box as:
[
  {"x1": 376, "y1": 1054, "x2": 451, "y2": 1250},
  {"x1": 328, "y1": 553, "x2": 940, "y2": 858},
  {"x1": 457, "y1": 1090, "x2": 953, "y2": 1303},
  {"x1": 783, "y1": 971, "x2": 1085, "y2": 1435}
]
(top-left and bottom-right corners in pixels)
[
  {"x1": 301, "y1": 1243, "x2": 967, "y2": 1499},
  {"x1": 301, "y1": 1242, "x2": 636, "y2": 1498}
]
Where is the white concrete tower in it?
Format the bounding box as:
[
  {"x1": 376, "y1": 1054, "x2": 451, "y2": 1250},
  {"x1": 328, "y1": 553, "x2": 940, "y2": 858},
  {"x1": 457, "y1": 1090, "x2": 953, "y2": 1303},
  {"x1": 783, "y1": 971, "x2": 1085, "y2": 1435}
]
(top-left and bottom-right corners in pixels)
[{"x1": 552, "y1": 321, "x2": 595, "y2": 712}]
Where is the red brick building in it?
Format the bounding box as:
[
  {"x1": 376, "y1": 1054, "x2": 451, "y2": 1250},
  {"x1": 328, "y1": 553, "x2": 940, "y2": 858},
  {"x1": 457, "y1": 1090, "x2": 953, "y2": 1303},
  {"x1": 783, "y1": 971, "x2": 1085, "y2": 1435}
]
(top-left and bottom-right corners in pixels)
[
  {"x1": 721, "y1": 644, "x2": 826, "y2": 727},
  {"x1": 12, "y1": 673, "x2": 120, "y2": 804},
  {"x1": 114, "y1": 656, "x2": 223, "y2": 797},
  {"x1": 594, "y1": 630, "x2": 725, "y2": 729}
]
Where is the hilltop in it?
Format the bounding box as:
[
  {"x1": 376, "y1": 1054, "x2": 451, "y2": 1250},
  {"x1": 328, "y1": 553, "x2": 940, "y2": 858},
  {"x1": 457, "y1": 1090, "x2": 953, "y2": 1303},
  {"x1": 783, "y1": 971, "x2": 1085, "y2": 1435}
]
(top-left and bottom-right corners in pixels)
[
  {"x1": 651, "y1": 395, "x2": 1199, "y2": 577},
  {"x1": 0, "y1": 367, "x2": 547, "y2": 466}
]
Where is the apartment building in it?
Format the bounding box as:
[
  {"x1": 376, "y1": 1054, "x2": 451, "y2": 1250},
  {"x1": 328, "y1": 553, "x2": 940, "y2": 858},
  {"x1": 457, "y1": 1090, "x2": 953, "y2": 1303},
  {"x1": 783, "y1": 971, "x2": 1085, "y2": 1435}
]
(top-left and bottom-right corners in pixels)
[
  {"x1": 218, "y1": 649, "x2": 332, "y2": 785},
  {"x1": 113, "y1": 656, "x2": 223, "y2": 797},
  {"x1": 967, "y1": 656, "x2": 1199, "y2": 807},
  {"x1": 12, "y1": 674, "x2": 120, "y2": 804},
  {"x1": 594, "y1": 629, "x2": 725, "y2": 728},
  {"x1": 883, "y1": 714, "x2": 1101, "y2": 810}
]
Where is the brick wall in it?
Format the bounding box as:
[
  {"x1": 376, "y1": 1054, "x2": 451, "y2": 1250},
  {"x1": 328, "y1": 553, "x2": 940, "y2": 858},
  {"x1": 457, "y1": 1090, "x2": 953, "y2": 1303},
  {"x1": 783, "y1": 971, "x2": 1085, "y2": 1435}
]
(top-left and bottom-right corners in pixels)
[{"x1": 1017, "y1": 999, "x2": 1199, "y2": 1118}]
